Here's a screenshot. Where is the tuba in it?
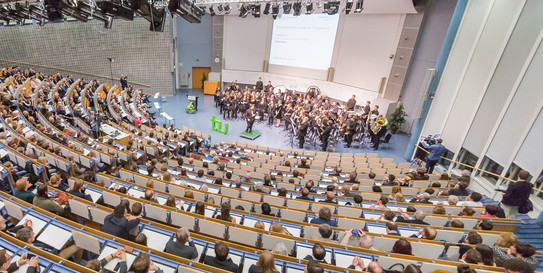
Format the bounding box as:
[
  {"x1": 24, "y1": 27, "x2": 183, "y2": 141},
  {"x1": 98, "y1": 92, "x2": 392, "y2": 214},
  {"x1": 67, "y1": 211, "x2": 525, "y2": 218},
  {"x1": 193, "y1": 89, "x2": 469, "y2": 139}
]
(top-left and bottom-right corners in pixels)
[{"x1": 373, "y1": 117, "x2": 388, "y2": 134}]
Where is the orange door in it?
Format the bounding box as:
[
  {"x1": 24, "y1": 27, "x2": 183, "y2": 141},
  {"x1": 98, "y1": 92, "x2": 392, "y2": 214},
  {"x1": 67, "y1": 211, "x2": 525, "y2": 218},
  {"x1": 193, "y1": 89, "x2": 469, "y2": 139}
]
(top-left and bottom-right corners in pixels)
[{"x1": 192, "y1": 67, "x2": 211, "y2": 89}]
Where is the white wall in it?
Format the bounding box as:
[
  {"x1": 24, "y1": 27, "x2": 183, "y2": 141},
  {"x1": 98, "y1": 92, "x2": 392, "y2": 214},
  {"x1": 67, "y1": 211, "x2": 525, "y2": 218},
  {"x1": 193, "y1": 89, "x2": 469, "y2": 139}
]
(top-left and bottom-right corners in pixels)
[
  {"x1": 223, "y1": 16, "x2": 272, "y2": 72},
  {"x1": 221, "y1": 7, "x2": 413, "y2": 101},
  {"x1": 420, "y1": 0, "x2": 543, "y2": 209},
  {"x1": 334, "y1": 14, "x2": 403, "y2": 91}
]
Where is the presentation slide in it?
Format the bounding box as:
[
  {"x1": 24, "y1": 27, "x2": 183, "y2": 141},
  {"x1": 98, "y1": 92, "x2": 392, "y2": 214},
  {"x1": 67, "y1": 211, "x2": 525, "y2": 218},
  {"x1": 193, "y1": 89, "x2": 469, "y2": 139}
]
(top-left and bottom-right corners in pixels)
[{"x1": 269, "y1": 14, "x2": 340, "y2": 71}]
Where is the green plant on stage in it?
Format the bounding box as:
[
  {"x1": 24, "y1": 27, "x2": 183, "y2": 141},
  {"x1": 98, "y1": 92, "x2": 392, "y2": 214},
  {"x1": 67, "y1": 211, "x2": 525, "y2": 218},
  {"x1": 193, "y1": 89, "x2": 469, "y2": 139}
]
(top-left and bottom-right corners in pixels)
[
  {"x1": 388, "y1": 102, "x2": 408, "y2": 134},
  {"x1": 201, "y1": 73, "x2": 207, "y2": 89}
]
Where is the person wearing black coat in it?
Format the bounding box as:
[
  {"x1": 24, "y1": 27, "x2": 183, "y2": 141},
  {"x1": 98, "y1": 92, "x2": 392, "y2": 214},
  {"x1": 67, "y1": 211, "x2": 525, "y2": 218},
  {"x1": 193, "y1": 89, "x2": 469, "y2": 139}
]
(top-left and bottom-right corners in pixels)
[
  {"x1": 164, "y1": 227, "x2": 198, "y2": 260},
  {"x1": 298, "y1": 117, "x2": 309, "y2": 149},
  {"x1": 203, "y1": 242, "x2": 239, "y2": 273},
  {"x1": 501, "y1": 170, "x2": 533, "y2": 218},
  {"x1": 102, "y1": 204, "x2": 140, "y2": 240}
]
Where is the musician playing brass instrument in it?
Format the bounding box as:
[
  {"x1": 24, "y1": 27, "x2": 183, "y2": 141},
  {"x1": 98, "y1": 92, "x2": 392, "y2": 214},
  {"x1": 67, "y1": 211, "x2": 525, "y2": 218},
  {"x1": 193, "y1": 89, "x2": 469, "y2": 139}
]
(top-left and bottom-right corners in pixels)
[{"x1": 369, "y1": 115, "x2": 388, "y2": 150}]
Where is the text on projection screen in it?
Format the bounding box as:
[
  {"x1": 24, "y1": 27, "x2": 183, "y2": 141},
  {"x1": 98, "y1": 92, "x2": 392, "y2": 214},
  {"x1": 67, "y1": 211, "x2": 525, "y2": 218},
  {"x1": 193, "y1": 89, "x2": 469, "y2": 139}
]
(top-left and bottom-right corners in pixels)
[{"x1": 269, "y1": 14, "x2": 340, "y2": 70}]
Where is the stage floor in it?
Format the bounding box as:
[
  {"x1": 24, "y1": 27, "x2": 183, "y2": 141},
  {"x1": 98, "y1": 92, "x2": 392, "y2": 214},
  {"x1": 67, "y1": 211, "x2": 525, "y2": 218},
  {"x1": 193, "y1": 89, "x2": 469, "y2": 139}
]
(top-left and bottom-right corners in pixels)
[{"x1": 154, "y1": 89, "x2": 411, "y2": 162}]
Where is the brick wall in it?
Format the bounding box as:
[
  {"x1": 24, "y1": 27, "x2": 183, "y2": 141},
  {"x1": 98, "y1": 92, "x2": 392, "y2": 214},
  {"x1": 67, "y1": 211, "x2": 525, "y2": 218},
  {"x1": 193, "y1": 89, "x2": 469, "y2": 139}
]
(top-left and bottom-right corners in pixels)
[{"x1": 0, "y1": 18, "x2": 173, "y2": 95}]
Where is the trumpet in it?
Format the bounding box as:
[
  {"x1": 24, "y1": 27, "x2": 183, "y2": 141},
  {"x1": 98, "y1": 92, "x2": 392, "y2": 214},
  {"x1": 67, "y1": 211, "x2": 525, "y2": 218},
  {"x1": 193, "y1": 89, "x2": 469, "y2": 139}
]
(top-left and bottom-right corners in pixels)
[{"x1": 373, "y1": 117, "x2": 388, "y2": 134}]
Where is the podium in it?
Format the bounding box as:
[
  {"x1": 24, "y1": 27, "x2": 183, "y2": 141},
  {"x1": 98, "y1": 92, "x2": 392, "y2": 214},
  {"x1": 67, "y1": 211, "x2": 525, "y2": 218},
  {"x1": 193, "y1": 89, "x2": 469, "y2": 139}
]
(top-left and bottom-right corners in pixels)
[
  {"x1": 204, "y1": 81, "x2": 219, "y2": 95},
  {"x1": 187, "y1": 95, "x2": 199, "y2": 111}
]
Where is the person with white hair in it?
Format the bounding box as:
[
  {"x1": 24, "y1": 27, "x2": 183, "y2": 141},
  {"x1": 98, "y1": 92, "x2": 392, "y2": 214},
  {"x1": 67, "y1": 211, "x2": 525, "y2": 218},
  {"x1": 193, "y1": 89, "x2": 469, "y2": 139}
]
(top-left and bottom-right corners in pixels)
[
  {"x1": 448, "y1": 195, "x2": 459, "y2": 206},
  {"x1": 396, "y1": 210, "x2": 429, "y2": 225},
  {"x1": 340, "y1": 229, "x2": 375, "y2": 250},
  {"x1": 409, "y1": 192, "x2": 432, "y2": 204}
]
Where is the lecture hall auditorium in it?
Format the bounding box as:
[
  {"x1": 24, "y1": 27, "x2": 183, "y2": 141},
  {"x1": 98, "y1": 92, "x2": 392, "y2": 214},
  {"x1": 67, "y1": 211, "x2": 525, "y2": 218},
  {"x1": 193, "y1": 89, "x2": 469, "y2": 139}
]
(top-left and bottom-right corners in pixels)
[{"x1": 0, "y1": 0, "x2": 542, "y2": 273}]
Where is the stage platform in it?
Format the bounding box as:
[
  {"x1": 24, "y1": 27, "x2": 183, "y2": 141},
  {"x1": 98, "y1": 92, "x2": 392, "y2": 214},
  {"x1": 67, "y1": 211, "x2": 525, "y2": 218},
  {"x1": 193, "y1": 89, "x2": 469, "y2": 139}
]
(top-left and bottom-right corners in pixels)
[{"x1": 240, "y1": 130, "x2": 261, "y2": 140}]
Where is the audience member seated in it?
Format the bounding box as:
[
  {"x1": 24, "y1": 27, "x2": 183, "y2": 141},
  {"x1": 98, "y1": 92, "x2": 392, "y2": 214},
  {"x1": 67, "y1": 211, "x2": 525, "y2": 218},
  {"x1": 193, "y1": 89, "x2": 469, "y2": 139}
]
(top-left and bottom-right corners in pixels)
[
  {"x1": 411, "y1": 168, "x2": 429, "y2": 180},
  {"x1": 449, "y1": 219, "x2": 464, "y2": 228},
  {"x1": 381, "y1": 174, "x2": 397, "y2": 186},
  {"x1": 269, "y1": 223, "x2": 291, "y2": 235},
  {"x1": 409, "y1": 193, "x2": 432, "y2": 204},
  {"x1": 396, "y1": 211, "x2": 429, "y2": 225},
  {"x1": 380, "y1": 210, "x2": 395, "y2": 222},
  {"x1": 103, "y1": 204, "x2": 140, "y2": 240},
  {"x1": 248, "y1": 250, "x2": 279, "y2": 273},
  {"x1": 457, "y1": 231, "x2": 483, "y2": 257},
  {"x1": 411, "y1": 226, "x2": 437, "y2": 240},
  {"x1": 297, "y1": 188, "x2": 314, "y2": 201},
  {"x1": 16, "y1": 227, "x2": 84, "y2": 263},
  {"x1": 215, "y1": 202, "x2": 237, "y2": 224},
  {"x1": 493, "y1": 242, "x2": 537, "y2": 270},
  {"x1": 67, "y1": 179, "x2": 92, "y2": 201},
  {"x1": 391, "y1": 238, "x2": 412, "y2": 255},
  {"x1": 312, "y1": 224, "x2": 335, "y2": 243},
  {"x1": 457, "y1": 192, "x2": 483, "y2": 207},
  {"x1": 476, "y1": 244, "x2": 495, "y2": 266},
  {"x1": 319, "y1": 192, "x2": 337, "y2": 204},
  {"x1": 432, "y1": 204, "x2": 446, "y2": 215},
  {"x1": 13, "y1": 177, "x2": 34, "y2": 204},
  {"x1": 386, "y1": 222, "x2": 401, "y2": 236},
  {"x1": 131, "y1": 252, "x2": 164, "y2": 273},
  {"x1": 305, "y1": 259, "x2": 324, "y2": 273},
  {"x1": 310, "y1": 207, "x2": 337, "y2": 227},
  {"x1": 504, "y1": 259, "x2": 535, "y2": 273},
  {"x1": 85, "y1": 248, "x2": 127, "y2": 273},
  {"x1": 461, "y1": 249, "x2": 482, "y2": 264},
  {"x1": 33, "y1": 184, "x2": 65, "y2": 214},
  {"x1": 370, "y1": 196, "x2": 388, "y2": 209},
  {"x1": 261, "y1": 203, "x2": 275, "y2": 217},
  {"x1": 303, "y1": 243, "x2": 327, "y2": 264},
  {"x1": 203, "y1": 241, "x2": 239, "y2": 273},
  {"x1": 475, "y1": 220, "x2": 493, "y2": 231},
  {"x1": 0, "y1": 249, "x2": 38, "y2": 273},
  {"x1": 340, "y1": 185, "x2": 358, "y2": 198},
  {"x1": 165, "y1": 227, "x2": 198, "y2": 260},
  {"x1": 448, "y1": 182, "x2": 469, "y2": 197},
  {"x1": 461, "y1": 206, "x2": 476, "y2": 217},
  {"x1": 478, "y1": 205, "x2": 499, "y2": 218},
  {"x1": 340, "y1": 230, "x2": 374, "y2": 250}
]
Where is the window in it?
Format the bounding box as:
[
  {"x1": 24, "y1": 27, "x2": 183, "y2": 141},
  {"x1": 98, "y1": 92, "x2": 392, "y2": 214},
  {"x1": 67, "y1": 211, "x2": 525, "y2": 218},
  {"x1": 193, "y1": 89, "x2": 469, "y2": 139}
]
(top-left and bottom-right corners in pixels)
[
  {"x1": 477, "y1": 156, "x2": 504, "y2": 185},
  {"x1": 502, "y1": 163, "x2": 534, "y2": 187},
  {"x1": 453, "y1": 148, "x2": 478, "y2": 172},
  {"x1": 439, "y1": 149, "x2": 455, "y2": 169},
  {"x1": 533, "y1": 171, "x2": 543, "y2": 199}
]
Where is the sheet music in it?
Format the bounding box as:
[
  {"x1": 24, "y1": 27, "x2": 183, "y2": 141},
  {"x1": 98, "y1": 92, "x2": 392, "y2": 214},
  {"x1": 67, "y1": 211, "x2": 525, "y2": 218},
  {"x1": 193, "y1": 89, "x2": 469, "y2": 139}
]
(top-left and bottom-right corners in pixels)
[
  {"x1": 400, "y1": 229, "x2": 419, "y2": 238},
  {"x1": 141, "y1": 228, "x2": 170, "y2": 252},
  {"x1": 36, "y1": 224, "x2": 72, "y2": 250}
]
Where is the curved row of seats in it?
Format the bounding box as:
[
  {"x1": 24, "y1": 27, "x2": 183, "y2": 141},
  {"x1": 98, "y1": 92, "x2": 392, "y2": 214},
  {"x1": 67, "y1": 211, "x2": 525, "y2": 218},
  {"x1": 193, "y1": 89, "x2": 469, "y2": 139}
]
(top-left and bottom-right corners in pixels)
[{"x1": 0, "y1": 71, "x2": 522, "y2": 273}]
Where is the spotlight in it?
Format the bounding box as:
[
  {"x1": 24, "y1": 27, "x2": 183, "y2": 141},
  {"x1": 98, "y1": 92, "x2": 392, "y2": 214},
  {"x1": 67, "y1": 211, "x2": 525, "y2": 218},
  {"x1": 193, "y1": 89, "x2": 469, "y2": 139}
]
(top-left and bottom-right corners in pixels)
[
  {"x1": 292, "y1": 2, "x2": 301, "y2": 15},
  {"x1": 345, "y1": 0, "x2": 352, "y2": 14},
  {"x1": 252, "y1": 4, "x2": 260, "y2": 17},
  {"x1": 326, "y1": 1, "x2": 339, "y2": 14},
  {"x1": 263, "y1": 2, "x2": 270, "y2": 15},
  {"x1": 322, "y1": 1, "x2": 328, "y2": 13},
  {"x1": 354, "y1": 0, "x2": 363, "y2": 13},
  {"x1": 316, "y1": 0, "x2": 321, "y2": 8},
  {"x1": 271, "y1": 3, "x2": 279, "y2": 19},
  {"x1": 209, "y1": 5, "x2": 215, "y2": 16},
  {"x1": 217, "y1": 4, "x2": 223, "y2": 12},
  {"x1": 224, "y1": 3, "x2": 230, "y2": 14},
  {"x1": 282, "y1": 2, "x2": 291, "y2": 14},
  {"x1": 238, "y1": 4, "x2": 249, "y2": 18},
  {"x1": 305, "y1": 1, "x2": 313, "y2": 14}
]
